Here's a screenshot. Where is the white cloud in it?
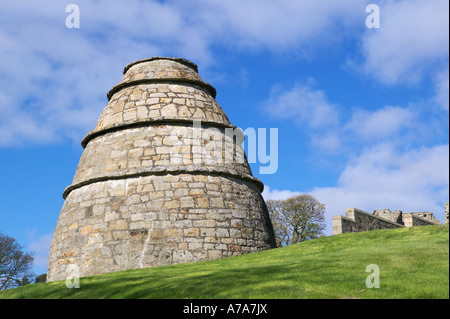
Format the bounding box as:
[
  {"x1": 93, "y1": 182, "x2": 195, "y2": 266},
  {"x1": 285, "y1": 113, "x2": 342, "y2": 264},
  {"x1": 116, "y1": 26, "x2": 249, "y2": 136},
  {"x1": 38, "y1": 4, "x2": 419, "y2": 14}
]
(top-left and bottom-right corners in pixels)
[
  {"x1": 27, "y1": 232, "x2": 53, "y2": 272},
  {"x1": 0, "y1": 0, "x2": 368, "y2": 147},
  {"x1": 267, "y1": 143, "x2": 449, "y2": 235},
  {"x1": 338, "y1": 143, "x2": 448, "y2": 195},
  {"x1": 0, "y1": 111, "x2": 56, "y2": 146},
  {"x1": 261, "y1": 78, "x2": 446, "y2": 159},
  {"x1": 433, "y1": 67, "x2": 450, "y2": 112},
  {"x1": 0, "y1": 1, "x2": 161, "y2": 146},
  {"x1": 310, "y1": 130, "x2": 343, "y2": 153},
  {"x1": 263, "y1": 81, "x2": 340, "y2": 128},
  {"x1": 344, "y1": 105, "x2": 415, "y2": 141},
  {"x1": 0, "y1": 0, "x2": 446, "y2": 147},
  {"x1": 260, "y1": 77, "x2": 448, "y2": 235},
  {"x1": 184, "y1": 0, "x2": 365, "y2": 52},
  {"x1": 360, "y1": 0, "x2": 449, "y2": 85},
  {"x1": 311, "y1": 143, "x2": 449, "y2": 234},
  {"x1": 262, "y1": 80, "x2": 444, "y2": 157},
  {"x1": 262, "y1": 186, "x2": 301, "y2": 201}
]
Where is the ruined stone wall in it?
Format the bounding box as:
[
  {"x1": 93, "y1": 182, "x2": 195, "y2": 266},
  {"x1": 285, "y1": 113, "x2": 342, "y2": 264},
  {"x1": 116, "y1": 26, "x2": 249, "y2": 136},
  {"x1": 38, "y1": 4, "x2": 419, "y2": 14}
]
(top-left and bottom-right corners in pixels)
[
  {"x1": 333, "y1": 208, "x2": 404, "y2": 235},
  {"x1": 373, "y1": 209, "x2": 403, "y2": 224},
  {"x1": 47, "y1": 57, "x2": 276, "y2": 282},
  {"x1": 333, "y1": 207, "x2": 443, "y2": 235},
  {"x1": 402, "y1": 213, "x2": 439, "y2": 227},
  {"x1": 408, "y1": 212, "x2": 440, "y2": 225}
]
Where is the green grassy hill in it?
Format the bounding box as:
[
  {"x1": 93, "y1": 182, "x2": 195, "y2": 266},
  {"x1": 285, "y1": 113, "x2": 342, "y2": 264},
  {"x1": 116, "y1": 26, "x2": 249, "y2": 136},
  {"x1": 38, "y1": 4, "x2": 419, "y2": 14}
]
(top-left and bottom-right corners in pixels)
[{"x1": 1, "y1": 225, "x2": 448, "y2": 299}]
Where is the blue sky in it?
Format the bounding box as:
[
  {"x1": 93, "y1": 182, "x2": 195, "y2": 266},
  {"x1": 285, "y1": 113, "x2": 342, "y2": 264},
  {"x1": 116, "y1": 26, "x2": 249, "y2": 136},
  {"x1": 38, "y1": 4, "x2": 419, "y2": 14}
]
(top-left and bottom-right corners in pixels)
[{"x1": 0, "y1": 0, "x2": 448, "y2": 276}]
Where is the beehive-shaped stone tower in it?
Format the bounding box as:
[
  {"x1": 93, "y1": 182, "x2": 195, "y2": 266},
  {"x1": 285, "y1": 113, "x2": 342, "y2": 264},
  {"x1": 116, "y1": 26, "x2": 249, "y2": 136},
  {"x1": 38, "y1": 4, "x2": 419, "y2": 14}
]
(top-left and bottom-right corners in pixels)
[{"x1": 47, "y1": 57, "x2": 276, "y2": 282}]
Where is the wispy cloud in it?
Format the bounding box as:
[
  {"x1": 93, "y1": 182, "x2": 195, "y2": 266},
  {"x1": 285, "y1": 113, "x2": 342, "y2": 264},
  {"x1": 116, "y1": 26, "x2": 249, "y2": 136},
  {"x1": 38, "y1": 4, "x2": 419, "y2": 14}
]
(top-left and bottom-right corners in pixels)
[
  {"x1": 358, "y1": 0, "x2": 449, "y2": 85},
  {"x1": 0, "y1": 0, "x2": 369, "y2": 147},
  {"x1": 261, "y1": 79, "x2": 448, "y2": 233},
  {"x1": 1, "y1": 0, "x2": 447, "y2": 147},
  {"x1": 180, "y1": 0, "x2": 365, "y2": 52},
  {"x1": 267, "y1": 142, "x2": 449, "y2": 234},
  {"x1": 344, "y1": 105, "x2": 415, "y2": 141},
  {"x1": 433, "y1": 67, "x2": 450, "y2": 111},
  {"x1": 27, "y1": 230, "x2": 53, "y2": 273},
  {"x1": 262, "y1": 186, "x2": 301, "y2": 201},
  {"x1": 263, "y1": 81, "x2": 340, "y2": 128},
  {"x1": 259, "y1": 8, "x2": 449, "y2": 233},
  {"x1": 313, "y1": 143, "x2": 449, "y2": 232}
]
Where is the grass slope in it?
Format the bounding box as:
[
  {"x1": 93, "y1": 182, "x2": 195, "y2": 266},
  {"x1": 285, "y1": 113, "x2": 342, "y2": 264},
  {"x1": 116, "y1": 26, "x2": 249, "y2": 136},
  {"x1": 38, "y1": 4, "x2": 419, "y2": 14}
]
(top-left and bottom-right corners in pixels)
[{"x1": 1, "y1": 225, "x2": 448, "y2": 299}]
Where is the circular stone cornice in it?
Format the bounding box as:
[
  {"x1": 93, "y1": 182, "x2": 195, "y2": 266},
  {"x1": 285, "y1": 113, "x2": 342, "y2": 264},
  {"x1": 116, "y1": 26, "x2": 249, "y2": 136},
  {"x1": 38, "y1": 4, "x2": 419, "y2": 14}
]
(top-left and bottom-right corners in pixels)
[
  {"x1": 62, "y1": 166, "x2": 264, "y2": 199},
  {"x1": 123, "y1": 57, "x2": 199, "y2": 74},
  {"x1": 106, "y1": 78, "x2": 217, "y2": 101},
  {"x1": 81, "y1": 118, "x2": 238, "y2": 148}
]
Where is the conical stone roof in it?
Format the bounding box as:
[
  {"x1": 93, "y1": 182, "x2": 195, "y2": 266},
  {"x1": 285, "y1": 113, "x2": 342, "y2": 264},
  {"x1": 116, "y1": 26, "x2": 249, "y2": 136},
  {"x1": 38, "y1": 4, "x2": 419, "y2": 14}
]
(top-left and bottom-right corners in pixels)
[{"x1": 47, "y1": 57, "x2": 276, "y2": 282}]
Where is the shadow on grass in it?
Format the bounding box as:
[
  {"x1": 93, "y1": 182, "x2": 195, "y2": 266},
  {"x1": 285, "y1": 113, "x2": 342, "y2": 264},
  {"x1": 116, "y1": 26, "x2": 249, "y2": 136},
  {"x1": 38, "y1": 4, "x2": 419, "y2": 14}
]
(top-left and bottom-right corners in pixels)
[
  {"x1": 2, "y1": 225, "x2": 448, "y2": 299},
  {"x1": 54, "y1": 257, "x2": 368, "y2": 299}
]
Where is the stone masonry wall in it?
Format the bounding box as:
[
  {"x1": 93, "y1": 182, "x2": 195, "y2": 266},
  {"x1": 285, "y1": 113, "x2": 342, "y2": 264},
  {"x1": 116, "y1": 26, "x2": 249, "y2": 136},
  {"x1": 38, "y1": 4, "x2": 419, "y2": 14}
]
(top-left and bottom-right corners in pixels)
[
  {"x1": 47, "y1": 57, "x2": 277, "y2": 282},
  {"x1": 402, "y1": 213, "x2": 439, "y2": 227},
  {"x1": 373, "y1": 209, "x2": 403, "y2": 224},
  {"x1": 408, "y1": 212, "x2": 441, "y2": 224},
  {"x1": 333, "y1": 207, "x2": 442, "y2": 235},
  {"x1": 49, "y1": 173, "x2": 274, "y2": 281},
  {"x1": 333, "y1": 208, "x2": 404, "y2": 235},
  {"x1": 445, "y1": 202, "x2": 449, "y2": 225},
  {"x1": 71, "y1": 125, "x2": 250, "y2": 191},
  {"x1": 94, "y1": 83, "x2": 229, "y2": 135}
]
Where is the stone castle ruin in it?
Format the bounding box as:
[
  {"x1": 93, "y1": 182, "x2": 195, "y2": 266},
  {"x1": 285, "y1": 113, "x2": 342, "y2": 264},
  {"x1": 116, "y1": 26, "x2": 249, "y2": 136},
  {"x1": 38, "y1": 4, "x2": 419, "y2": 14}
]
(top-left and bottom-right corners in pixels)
[
  {"x1": 333, "y1": 204, "x2": 448, "y2": 235},
  {"x1": 47, "y1": 57, "x2": 277, "y2": 282}
]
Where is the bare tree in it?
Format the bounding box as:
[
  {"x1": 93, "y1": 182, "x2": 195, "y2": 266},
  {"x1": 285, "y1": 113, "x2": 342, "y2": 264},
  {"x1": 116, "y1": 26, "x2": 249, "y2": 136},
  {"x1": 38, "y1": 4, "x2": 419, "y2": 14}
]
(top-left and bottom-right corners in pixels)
[
  {"x1": 0, "y1": 232, "x2": 35, "y2": 290},
  {"x1": 267, "y1": 194, "x2": 326, "y2": 246}
]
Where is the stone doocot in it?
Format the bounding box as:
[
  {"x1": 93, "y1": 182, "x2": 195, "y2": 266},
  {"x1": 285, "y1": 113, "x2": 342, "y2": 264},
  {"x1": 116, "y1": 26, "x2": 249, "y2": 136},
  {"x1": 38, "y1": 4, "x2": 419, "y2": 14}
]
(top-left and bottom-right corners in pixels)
[
  {"x1": 445, "y1": 202, "x2": 449, "y2": 225},
  {"x1": 333, "y1": 208, "x2": 442, "y2": 235},
  {"x1": 47, "y1": 57, "x2": 277, "y2": 282}
]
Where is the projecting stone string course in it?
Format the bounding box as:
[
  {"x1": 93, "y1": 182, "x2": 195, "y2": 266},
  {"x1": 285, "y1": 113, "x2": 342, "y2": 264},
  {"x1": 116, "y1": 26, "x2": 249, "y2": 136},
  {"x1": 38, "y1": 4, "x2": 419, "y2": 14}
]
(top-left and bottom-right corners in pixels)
[{"x1": 47, "y1": 57, "x2": 277, "y2": 282}]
